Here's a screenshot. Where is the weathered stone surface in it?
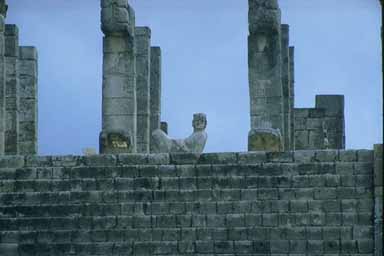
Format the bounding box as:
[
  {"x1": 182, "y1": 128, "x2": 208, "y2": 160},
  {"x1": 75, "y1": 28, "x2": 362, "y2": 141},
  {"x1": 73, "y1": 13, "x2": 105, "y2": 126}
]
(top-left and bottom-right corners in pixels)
[
  {"x1": 294, "y1": 95, "x2": 345, "y2": 150},
  {"x1": 101, "y1": 0, "x2": 134, "y2": 36},
  {"x1": 135, "y1": 27, "x2": 151, "y2": 154},
  {"x1": 100, "y1": 0, "x2": 136, "y2": 154},
  {"x1": 18, "y1": 46, "x2": 38, "y2": 155},
  {"x1": 0, "y1": 15, "x2": 5, "y2": 154},
  {"x1": 248, "y1": 126, "x2": 282, "y2": 152},
  {"x1": 4, "y1": 24, "x2": 18, "y2": 155},
  {"x1": 248, "y1": 0, "x2": 284, "y2": 151},
  {"x1": 152, "y1": 113, "x2": 207, "y2": 154},
  {"x1": 281, "y1": 24, "x2": 291, "y2": 151},
  {"x1": 100, "y1": 129, "x2": 132, "y2": 154},
  {"x1": 149, "y1": 46, "x2": 161, "y2": 152},
  {"x1": 0, "y1": 149, "x2": 377, "y2": 255},
  {"x1": 289, "y1": 46, "x2": 295, "y2": 150}
]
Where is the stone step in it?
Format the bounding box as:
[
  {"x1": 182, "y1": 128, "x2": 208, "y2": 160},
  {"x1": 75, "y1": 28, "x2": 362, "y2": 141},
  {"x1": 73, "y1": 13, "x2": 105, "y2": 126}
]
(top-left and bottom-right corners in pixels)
[
  {"x1": 0, "y1": 214, "x2": 374, "y2": 232},
  {"x1": 0, "y1": 175, "x2": 374, "y2": 194},
  {"x1": 0, "y1": 200, "x2": 375, "y2": 219},
  {"x1": 5, "y1": 239, "x2": 375, "y2": 255},
  {"x1": 0, "y1": 161, "x2": 343, "y2": 181},
  {"x1": 0, "y1": 184, "x2": 374, "y2": 207},
  {"x1": 1, "y1": 226, "x2": 367, "y2": 244}
]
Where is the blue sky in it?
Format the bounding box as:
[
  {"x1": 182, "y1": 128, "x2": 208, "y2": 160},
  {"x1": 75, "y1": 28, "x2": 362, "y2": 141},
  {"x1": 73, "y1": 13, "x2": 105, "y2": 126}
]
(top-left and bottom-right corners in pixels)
[{"x1": 7, "y1": 0, "x2": 382, "y2": 155}]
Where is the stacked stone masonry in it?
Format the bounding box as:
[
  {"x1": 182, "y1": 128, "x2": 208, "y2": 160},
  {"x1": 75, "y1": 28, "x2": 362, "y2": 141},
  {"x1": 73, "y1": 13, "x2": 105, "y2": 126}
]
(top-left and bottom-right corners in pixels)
[
  {"x1": 135, "y1": 27, "x2": 151, "y2": 154},
  {"x1": 0, "y1": 7, "x2": 38, "y2": 156},
  {"x1": 0, "y1": 148, "x2": 381, "y2": 255},
  {"x1": 294, "y1": 95, "x2": 345, "y2": 150}
]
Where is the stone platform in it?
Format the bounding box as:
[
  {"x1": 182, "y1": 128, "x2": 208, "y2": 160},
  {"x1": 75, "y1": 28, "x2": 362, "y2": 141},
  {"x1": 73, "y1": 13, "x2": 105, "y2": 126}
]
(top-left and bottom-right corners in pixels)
[{"x1": 0, "y1": 147, "x2": 382, "y2": 255}]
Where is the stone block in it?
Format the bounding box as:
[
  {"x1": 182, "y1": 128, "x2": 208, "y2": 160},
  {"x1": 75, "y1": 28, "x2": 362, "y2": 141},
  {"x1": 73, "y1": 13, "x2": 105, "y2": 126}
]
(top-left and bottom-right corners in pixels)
[
  {"x1": 170, "y1": 153, "x2": 200, "y2": 165},
  {"x1": 339, "y1": 150, "x2": 357, "y2": 162},
  {"x1": 294, "y1": 130, "x2": 308, "y2": 150},
  {"x1": 0, "y1": 155, "x2": 24, "y2": 168},
  {"x1": 316, "y1": 94, "x2": 344, "y2": 115},
  {"x1": 147, "y1": 153, "x2": 169, "y2": 165},
  {"x1": 19, "y1": 46, "x2": 37, "y2": 60},
  {"x1": 238, "y1": 151, "x2": 267, "y2": 164},
  {"x1": 294, "y1": 150, "x2": 315, "y2": 163},
  {"x1": 82, "y1": 154, "x2": 117, "y2": 166},
  {"x1": 198, "y1": 152, "x2": 237, "y2": 164},
  {"x1": 314, "y1": 149, "x2": 338, "y2": 162}
]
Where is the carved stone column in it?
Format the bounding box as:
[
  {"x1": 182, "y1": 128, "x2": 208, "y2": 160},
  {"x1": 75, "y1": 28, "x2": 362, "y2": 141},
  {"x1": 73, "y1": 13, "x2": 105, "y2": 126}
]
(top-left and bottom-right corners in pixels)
[
  {"x1": 100, "y1": 0, "x2": 137, "y2": 154},
  {"x1": 135, "y1": 27, "x2": 151, "y2": 153},
  {"x1": 150, "y1": 46, "x2": 161, "y2": 152},
  {"x1": 248, "y1": 0, "x2": 284, "y2": 152}
]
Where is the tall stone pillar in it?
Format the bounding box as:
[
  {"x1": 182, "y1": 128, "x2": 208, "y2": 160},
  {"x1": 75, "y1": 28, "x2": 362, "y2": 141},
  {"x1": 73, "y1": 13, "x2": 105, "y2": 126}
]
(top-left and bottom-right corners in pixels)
[
  {"x1": 150, "y1": 46, "x2": 161, "y2": 152},
  {"x1": 248, "y1": 0, "x2": 284, "y2": 152},
  {"x1": 281, "y1": 24, "x2": 291, "y2": 151},
  {"x1": 289, "y1": 46, "x2": 295, "y2": 150},
  {"x1": 100, "y1": 0, "x2": 137, "y2": 154},
  {"x1": 0, "y1": 13, "x2": 5, "y2": 154},
  {"x1": 135, "y1": 27, "x2": 151, "y2": 153},
  {"x1": 18, "y1": 46, "x2": 38, "y2": 155},
  {"x1": 4, "y1": 24, "x2": 19, "y2": 155}
]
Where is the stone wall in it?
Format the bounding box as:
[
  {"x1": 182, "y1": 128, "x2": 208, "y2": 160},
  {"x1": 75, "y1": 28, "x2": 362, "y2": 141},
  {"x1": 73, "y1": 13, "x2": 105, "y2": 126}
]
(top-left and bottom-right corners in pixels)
[
  {"x1": 0, "y1": 148, "x2": 380, "y2": 255},
  {"x1": 294, "y1": 95, "x2": 345, "y2": 150}
]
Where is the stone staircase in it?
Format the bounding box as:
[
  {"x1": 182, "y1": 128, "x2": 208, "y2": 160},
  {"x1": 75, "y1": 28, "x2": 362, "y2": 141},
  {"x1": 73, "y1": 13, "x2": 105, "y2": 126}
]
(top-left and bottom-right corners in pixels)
[{"x1": 0, "y1": 151, "x2": 378, "y2": 255}]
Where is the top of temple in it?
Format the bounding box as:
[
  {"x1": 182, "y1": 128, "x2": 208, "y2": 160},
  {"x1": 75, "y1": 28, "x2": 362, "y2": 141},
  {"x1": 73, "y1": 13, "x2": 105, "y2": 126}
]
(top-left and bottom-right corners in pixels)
[
  {"x1": 0, "y1": 0, "x2": 7, "y2": 18},
  {"x1": 248, "y1": 0, "x2": 281, "y2": 34},
  {"x1": 249, "y1": 0, "x2": 279, "y2": 10},
  {"x1": 101, "y1": 0, "x2": 135, "y2": 36}
]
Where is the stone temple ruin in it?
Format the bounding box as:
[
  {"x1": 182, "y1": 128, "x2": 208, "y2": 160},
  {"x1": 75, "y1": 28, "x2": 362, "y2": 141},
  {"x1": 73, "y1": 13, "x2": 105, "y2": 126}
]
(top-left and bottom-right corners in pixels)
[{"x1": 0, "y1": 0, "x2": 382, "y2": 255}]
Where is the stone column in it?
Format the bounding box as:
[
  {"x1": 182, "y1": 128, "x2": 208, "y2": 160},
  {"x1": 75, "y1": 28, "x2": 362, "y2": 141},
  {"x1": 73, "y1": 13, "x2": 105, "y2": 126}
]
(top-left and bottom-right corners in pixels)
[
  {"x1": 100, "y1": 0, "x2": 137, "y2": 154},
  {"x1": 289, "y1": 46, "x2": 295, "y2": 150},
  {"x1": 0, "y1": 14, "x2": 5, "y2": 154},
  {"x1": 135, "y1": 27, "x2": 151, "y2": 153},
  {"x1": 4, "y1": 24, "x2": 19, "y2": 155},
  {"x1": 248, "y1": 0, "x2": 284, "y2": 152},
  {"x1": 150, "y1": 46, "x2": 161, "y2": 152},
  {"x1": 281, "y1": 24, "x2": 291, "y2": 151},
  {"x1": 18, "y1": 46, "x2": 38, "y2": 155}
]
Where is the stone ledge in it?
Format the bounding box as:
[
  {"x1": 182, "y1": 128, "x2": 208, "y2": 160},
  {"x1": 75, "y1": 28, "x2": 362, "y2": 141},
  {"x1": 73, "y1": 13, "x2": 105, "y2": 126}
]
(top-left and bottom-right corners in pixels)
[{"x1": 0, "y1": 149, "x2": 376, "y2": 168}]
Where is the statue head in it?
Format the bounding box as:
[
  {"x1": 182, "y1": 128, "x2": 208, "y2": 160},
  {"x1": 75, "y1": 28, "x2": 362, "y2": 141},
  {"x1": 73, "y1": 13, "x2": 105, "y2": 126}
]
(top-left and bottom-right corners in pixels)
[
  {"x1": 0, "y1": 0, "x2": 8, "y2": 18},
  {"x1": 192, "y1": 113, "x2": 207, "y2": 132}
]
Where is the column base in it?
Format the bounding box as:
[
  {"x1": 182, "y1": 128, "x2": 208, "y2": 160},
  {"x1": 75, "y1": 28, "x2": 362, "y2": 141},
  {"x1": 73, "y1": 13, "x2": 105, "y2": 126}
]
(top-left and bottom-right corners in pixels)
[
  {"x1": 99, "y1": 130, "x2": 133, "y2": 154},
  {"x1": 248, "y1": 128, "x2": 283, "y2": 152}
]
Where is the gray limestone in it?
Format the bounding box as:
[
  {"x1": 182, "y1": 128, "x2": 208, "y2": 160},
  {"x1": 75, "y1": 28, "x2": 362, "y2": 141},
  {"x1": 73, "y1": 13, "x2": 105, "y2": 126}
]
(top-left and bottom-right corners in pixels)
[
  {"x1": 18, "y1": 46, "x2": 38, "y2": 155},
  {"x1": 100, "y1": 0, "x2": 137, "y2": 154},
  {"x1": 281, "y1": 24, "x2": 291, "y2": 151},
  {"x1": 294, "y1": 95, "x2": 345, "y2": 150},
  {"x1": 248, "y1": 0, "x2": 284, "y2": 151},
  {"x1": 0, "y1": 15, "x2": 5, "y2": 154},
  {"x1": 152, "y1": 113, "x2": 207, "y2": 154},
  {"x1": 135, "y1": 27, "x2": 151, "y2": 154},
  {"x1": 150, "y1": 46, "x2": 161, "y2": 152},
  {"x1": 316, "y1": 95, "x2": 345, "y2": 149},
  {"x1": 289, "y1": 46, "x2": 295, "y2": 150},
  {"x1": 4, "y1": 24, "x2": 18, "y2": 155}
]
